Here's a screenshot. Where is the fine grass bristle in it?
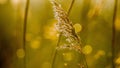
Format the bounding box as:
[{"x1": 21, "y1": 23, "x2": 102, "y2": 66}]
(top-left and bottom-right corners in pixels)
[{"x1": 51, "y1": 0, "x2": 88, "y2": 68}]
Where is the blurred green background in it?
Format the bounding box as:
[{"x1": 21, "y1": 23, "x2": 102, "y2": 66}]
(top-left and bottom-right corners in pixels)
[{"x1": 0, "y1": 0, "x2": 120, "y2": 68}]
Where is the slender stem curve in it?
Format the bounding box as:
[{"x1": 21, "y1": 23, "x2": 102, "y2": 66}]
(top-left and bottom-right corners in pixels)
[
  {"x1": 23, "y1": 0, "x2": 30, "y2": 68},
  {"x1": 112, "y1": 0, "x2": 118, "y2": 68},
  {"x1": 68, "y1": 0, "x2": 75, "y2": 15},
  {"x1": 51, "y1": 0, "x2": 75, "y2": 68}
]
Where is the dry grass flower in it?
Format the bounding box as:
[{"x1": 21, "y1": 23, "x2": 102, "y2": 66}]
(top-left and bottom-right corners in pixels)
[
  {"x1": 51, "y1": 1, "x2": 82, "y2": 53},
  {"x1": 51, "y1": 1, "x2": 79, "y2": 42},
  {"x1": 51, "y1": 0, "x2": 88, "y2": 68}
]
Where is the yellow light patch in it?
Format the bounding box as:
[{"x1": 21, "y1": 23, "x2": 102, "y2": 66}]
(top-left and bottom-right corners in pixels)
[
  {"x1": 94, "y1": 50, "x2": 105, "y2": 59},
  {"x1": 0, "y1": 0, "x2": 7, "y2": 4},
  {"x1": 115, "y1": 18, "x2": 120, "y2": 31},
  {"x1": 44, "y1": 19, "x2": 58, "y2": 40},
  {"x1": 115, "y1": 57, "x2": 120, "y2": 64},
  {"x1": 11, "y1": 0, "x2": 20, "y2": 5},
  {"x1": 94, "y1": 53, "x2": 100, "y2": 59},
  {"x1": 26, "y1": 33, "x2": 33, "y2": 42},
  {"x1": 63, "y1": 52, "x2": 73, "y2": 61},
  {"x1": 97, "y1": 50, "x2": 105, "y2": 56},
  {"x1": 16, "y1": 48, "x2": 25, "y2": 58},
  {"x1": 73, "y1": 23, "x2": 82, "y2": 33},
  {"x1": 42, "y1": 62, "x2": 51, "y2": 68},
  {"x1": 87, "y1": 9, "x2": 96, "y2": 18},
  {"x1": 30, "y1": 38, "x2": 41, "y2": 49},
  {"x1": 83, "y1": 45, "x2": 92, "y2": 55},
  {"x1": 64, "y1": 63, "x2": 68, "y2": 66},
  {"x1": 10, "y1": 0, "x2": 26, "y2": 5}
]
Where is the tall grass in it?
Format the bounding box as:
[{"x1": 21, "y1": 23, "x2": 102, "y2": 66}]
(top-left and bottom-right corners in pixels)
[
  {"x1": 51, "y1": 0, "x2": 88, "y2": 68},
  {"x1": 112, "y1": 0, "x2": 118, "y2": 68},
  {"x1": 51, "y1": 0, "x2": 75, "y2": 68},
  {"x1": 23, "y1": 0, "x2": 30, "y2": 68}
]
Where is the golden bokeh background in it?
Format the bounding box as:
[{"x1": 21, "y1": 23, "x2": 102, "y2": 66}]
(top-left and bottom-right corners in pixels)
[{"x1": 0, "y1": 0, "x2": 120, "y2": 68}]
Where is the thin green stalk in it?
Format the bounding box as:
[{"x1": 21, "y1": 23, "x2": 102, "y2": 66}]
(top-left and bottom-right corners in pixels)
[
  {"x1": 112, "y1": 0, "x2": 118, "y2": 68},
  {"x1": 76, "y1": 38, "x2": 88, "y2": 68},
  {"x1": 51, "y1": 33, "x2": 62, "y2": 68},
  {"x1": 81, "y1": 49, "x2": 88, "y2": 68},
  {"x1": 23, "y1": 0, "x2": 30, "y2": 68},
  {"x1": 67, "y1": 0, "x2": 75, "y2": 15},
  {"x1": 51, "y1": 0, "x2": 75, "y2": 68}
]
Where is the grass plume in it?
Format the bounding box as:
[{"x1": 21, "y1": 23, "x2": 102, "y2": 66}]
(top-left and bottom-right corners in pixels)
[{"x1": 51, "y1": 0, "x2": 88, "y2": 68}]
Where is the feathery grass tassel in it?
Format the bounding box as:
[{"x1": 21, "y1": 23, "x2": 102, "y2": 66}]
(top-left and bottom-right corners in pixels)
[
  {"x1": 51, "y1": 1, "x2": 88, "y2": 68},
  {"x1": 51, "y1": 1, "x2": 82, "y2": 53}
]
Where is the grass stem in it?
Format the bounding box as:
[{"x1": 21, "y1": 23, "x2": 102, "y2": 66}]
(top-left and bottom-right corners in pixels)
[
  {"x1": 23, "y1": 0, "x2": 30, "y2": 68},
  {"x1": 112, "y1": 0, "x2": 118, "y2": 68},
  {"x1": 51, "y1": 0, "x2": 75, "y2": 68}
]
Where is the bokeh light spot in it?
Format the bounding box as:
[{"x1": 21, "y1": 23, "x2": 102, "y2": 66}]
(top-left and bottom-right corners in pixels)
[
  {"x1": 78, "y1": 63, "x2": 85, "y2": 68},
  {"x1": 115, "y1": 57, "x2": 120, "y2": 65},
  {"x1": 88, "y1": 9, "x2": 96, "y2": 18},
  {"x1": 42, "y1": 62, "x2": 51, "y2": 68},
  {"x1": 0, "y1": 0, "x2": 7, "y2": 4},
  {"x1": 44, "y1": 19, "x2": 58, "y2": 40},
  {"x1": 63, "y1": 52, "x2": 73, "y2": 61},
  {"x1": 94, "y1": 50, "x2": 106, "y2": 59},
  {"x1": 73, "y1": 23, "x2": 82, "y2": 33},
  {"x1": 83, "y1": 45, "x2": 92, "y2": 55},
  {"x1": 11, "y1": 0, "x2": 20, "y2": 5},
  {"x1": 115, "y1": 18, "x2": 120, "y2": 31},
  {"x1": 30, "y1": 38, "x2": 41, "y2": 49},
  {"x1": 97, "y1": 50, "x2": 105, "y2": 56},
  {"x1": 26, "y1": 33, "x2": 33, "y2": 42},
  {"x1": 64, "y1": 63, "x2": 68, "y2": 66},
  {"x1": 10, "y1": 0, "x2": 26, "y2": 5},
  {"x1": 16, "y1": 48, "x2": 25, "y2": 58}
]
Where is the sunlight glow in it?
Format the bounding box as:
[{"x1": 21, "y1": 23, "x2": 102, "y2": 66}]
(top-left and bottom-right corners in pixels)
[
  {"x1": 26, "y1": 33, "x2": 33, "y2": 42},
  {"x1": 0, "y1": 0, "x2": 7, "y2": 4},
  {"x1": 115, "y1": 18, "x2": 120, "y2": 31},
  {"x1": 73, "y1": 23, "x2": 82, "y2": 33},
  {"x1": 63, "y1": 52, "x2": 73, "y2": 61},
  {"x1": 44, "y1": 19, "x2": 58, "y2": 40},
  {"x1": 64, "y1": 63, "x2": 68, "y2": 66},
  {"x1": 116, "y1": 57, "x2": 120, "y2": 65},
  {"x1": 83, "y1": 45, "x2": 92, "y2": 55},
  {"x1": 42, "y1": 62, "x2": 51, "y2": 68},
  {"x1": 94, "y1": 50, "x2": 105, "y2": 59},
  {"x1": 11, "y1": 0, "x2": 21, "y2": 5},
  {"x1": 16, "y1": 48, "x2": 25, "y2": 58},
  {"x1": 30, "y1": 37, "x2": 41, "y2": 49},
  {"x1": 10, "y1": 0, "x2": 26, "y2": 6}
]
